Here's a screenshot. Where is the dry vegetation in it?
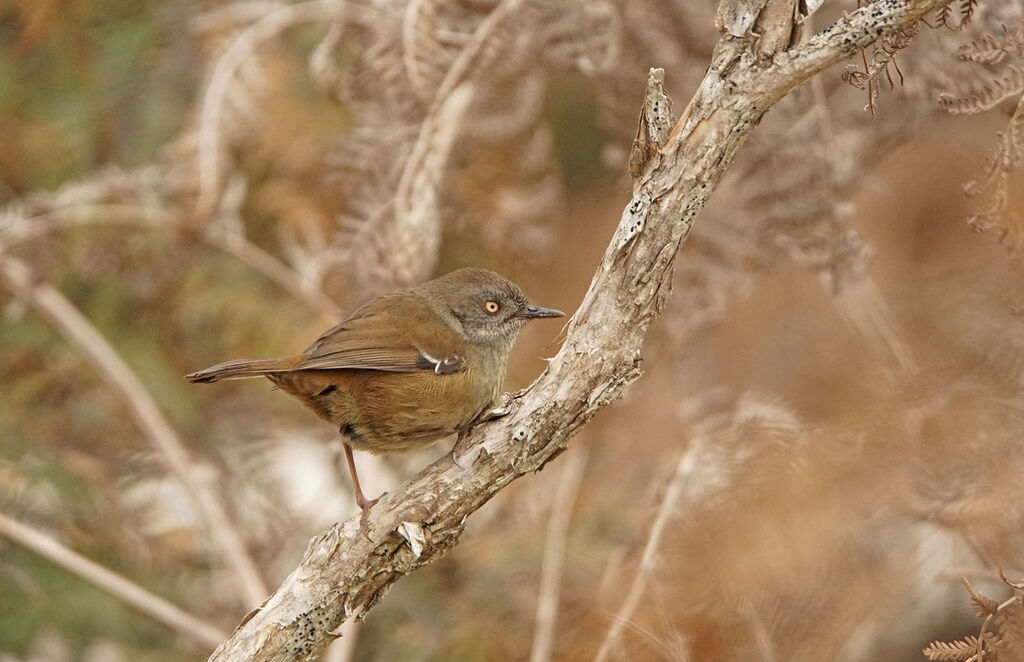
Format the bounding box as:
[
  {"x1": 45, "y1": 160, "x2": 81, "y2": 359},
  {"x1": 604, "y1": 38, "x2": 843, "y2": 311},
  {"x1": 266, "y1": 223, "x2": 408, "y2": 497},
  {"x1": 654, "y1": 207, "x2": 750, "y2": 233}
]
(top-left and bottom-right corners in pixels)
[{"x1": 1, "y1": 0, "x2": 1024, "y2": 660}]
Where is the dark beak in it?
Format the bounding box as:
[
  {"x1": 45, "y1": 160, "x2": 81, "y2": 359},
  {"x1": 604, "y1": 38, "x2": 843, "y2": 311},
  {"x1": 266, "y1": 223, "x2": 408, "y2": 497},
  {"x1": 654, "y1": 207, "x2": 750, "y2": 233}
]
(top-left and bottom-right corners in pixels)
[{"x1": 521, "y1": 304, "x2": 565, "y2": 320}]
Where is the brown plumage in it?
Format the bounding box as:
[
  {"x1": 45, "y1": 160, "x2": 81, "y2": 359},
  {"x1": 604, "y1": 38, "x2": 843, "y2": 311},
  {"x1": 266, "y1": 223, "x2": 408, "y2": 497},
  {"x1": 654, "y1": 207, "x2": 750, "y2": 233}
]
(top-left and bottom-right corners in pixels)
[{"x1": 186, "y1": 267, "x2": 564, "y2": 526}]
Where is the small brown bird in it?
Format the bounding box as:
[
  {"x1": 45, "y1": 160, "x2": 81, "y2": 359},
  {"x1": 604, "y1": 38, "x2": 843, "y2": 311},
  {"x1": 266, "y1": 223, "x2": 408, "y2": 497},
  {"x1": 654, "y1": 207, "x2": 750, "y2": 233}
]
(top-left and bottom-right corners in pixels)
[{"x1": 186, "y1": 267, "x2": 563, "y2": 526}]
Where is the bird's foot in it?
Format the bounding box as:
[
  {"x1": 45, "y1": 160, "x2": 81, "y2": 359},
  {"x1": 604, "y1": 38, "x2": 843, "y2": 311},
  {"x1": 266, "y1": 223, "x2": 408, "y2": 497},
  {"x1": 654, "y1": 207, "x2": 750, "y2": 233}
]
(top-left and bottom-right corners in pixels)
[
  {"x1": 452, "y1": 427, "x2": 484, "y2": 469},
  {"x1": 356, "y1": 494, "x2": 382, "y2": 540},
  {"x1": 481, "y1": 405, "x2": 510, "y2": 422},
  {"x1": 451, "y1": 444, "x2": 476, "y2": 469}
]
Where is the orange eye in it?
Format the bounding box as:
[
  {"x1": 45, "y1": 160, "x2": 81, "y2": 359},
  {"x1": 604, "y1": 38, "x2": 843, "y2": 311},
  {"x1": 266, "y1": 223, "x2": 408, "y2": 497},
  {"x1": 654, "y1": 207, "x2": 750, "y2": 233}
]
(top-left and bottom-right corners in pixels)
[{"x1": 484, "y1": 301, "x2": 500, "y2": 314}]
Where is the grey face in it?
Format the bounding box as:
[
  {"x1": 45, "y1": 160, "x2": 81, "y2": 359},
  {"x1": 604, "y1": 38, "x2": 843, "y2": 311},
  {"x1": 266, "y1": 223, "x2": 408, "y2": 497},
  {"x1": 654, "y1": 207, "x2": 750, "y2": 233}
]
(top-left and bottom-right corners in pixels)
[
  {"x1": 449, "y1": 282, "x2": 530, "y2": 347},
  {"x1": 422, "y1": 267, "x2": 564, "y2": 350}
]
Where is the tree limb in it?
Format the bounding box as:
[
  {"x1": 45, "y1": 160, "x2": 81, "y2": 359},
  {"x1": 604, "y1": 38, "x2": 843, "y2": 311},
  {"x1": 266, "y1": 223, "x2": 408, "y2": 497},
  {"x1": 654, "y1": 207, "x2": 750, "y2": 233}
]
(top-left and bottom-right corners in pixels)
[
  {"x1": 529, "y1": 448, "x2": 587, "y2": 662},
  {"x1": 593, "y1": 444, "x2": 703, "y2": 662},
  {"x1": 0, "y1": 254, "x2": 269, "y2": 607},
  {"x1": 0, "y1": 512, "x2": 227, "y2": 649},
  {"x1": 206, "y1": 1, "x2": 953, "y2": 659}
]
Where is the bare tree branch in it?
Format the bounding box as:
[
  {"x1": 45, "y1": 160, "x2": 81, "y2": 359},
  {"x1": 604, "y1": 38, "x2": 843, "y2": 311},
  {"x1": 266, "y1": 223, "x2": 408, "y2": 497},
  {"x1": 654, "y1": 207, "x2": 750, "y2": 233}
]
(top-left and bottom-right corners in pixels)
[
  {"x1": 0, "y1": 254, "x2": 269, "y2": 607},
  {"x1": 593, "y1": 446, "x2": 697, "y2": 662},
  {"x1": 0, "y1": 196, "x2": 342, "y2": 323},
  {"x1": 0, "y1": 511, "x2": 227, "y2": 649},
  {"x1": 529, "y1": 448, "x2": 587, "y2": 662},
  {"x1": 203, "y1": 1, "x2": 953, "y2": 659}
]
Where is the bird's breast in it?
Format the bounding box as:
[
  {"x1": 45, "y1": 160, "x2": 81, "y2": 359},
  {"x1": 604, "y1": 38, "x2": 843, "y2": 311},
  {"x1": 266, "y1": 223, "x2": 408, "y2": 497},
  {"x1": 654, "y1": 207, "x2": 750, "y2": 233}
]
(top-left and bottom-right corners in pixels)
[{"x1": 294, "y1": 358, "x2": 504, "y2": 454}]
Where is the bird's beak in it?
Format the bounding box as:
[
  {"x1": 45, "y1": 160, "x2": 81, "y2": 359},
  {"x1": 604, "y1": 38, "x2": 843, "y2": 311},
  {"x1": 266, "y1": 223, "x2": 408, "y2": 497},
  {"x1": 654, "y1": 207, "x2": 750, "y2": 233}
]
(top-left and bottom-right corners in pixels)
[{"x1": 520, "y1": 304, "x2": 565, "y2": 320}]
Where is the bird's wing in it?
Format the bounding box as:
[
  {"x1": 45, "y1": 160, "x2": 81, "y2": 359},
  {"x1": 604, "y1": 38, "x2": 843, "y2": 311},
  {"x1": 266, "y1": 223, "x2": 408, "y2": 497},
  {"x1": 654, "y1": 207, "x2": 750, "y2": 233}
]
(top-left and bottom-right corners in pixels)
[{"x1": 297, "y1": 294, "x2": 466, "y2": 374}]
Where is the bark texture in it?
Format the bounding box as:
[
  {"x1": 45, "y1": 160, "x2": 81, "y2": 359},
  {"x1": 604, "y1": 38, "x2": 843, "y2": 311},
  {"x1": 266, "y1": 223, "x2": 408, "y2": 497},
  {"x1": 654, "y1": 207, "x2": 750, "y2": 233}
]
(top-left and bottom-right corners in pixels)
[{"x1": 207, "y1": 1, "x2": 953, "y2": 659}]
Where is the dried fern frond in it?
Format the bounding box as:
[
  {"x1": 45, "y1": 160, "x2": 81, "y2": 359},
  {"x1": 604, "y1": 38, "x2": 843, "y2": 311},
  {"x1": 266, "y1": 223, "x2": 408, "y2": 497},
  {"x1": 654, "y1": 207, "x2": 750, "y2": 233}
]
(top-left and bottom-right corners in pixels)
[
  {"x1": 939, "y1": 66, "x2": 1024, "y2": 114},
  {"x1": 1001, "y1": 582, "x2": 1024, "y2": 661},
  {"x1": 964, "y1": 576, "x2": 1004, "y2": 617},
  {"x1": 936, "y1": 8, "x2": 1024, "y2": 264},
  {"x1": 402, "y1": 0, "x2": 453, "y2": 104},
  {"x1": 923, "y1": 635, "x2": 987, "y2": 661},
  {"x1": 924, "y1": 576, "x2": 1024, "y2": 662},
  {"x1": 961, "y1": 98, "x2": 1024, "y2": 261},
  {"x1": 958, "y1": 0, "x2": 981, "y2": 31},
  {"x1": 307, "y1": 0, "x2": 561, "y2": 294},
  {"x1": 193, "y1": 0, "x2": 343, "y2": 216},
  {"x1": 929, "y1": 0, "x2": 981, "y2": 32},
  {"x1": 843, "y1": 21, "x2": 920, "y2": 114},
  {"x1": 541, "y1": 0, "x2": 621, "y2": 76},
  {"x1": 958, "y1": 21, "x2": 1024, "y2": 64}
]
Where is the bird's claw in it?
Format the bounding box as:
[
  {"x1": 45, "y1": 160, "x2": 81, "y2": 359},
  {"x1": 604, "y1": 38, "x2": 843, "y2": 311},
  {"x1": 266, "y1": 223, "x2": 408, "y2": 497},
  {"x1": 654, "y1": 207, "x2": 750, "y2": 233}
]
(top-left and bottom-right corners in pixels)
[
  {"x1": 482, "y1": 406, "x2": 510, "y2": 421},
  {"x1": 357, "y1": 496, "x2": 381, "y2": 540}
]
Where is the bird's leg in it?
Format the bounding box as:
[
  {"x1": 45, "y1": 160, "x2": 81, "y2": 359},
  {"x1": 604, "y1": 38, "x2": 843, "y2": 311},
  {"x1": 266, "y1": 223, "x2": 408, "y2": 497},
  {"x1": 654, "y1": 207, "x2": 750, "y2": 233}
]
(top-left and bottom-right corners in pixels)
[
  {"x1": 451, "y1": 400, "x2": 514, "y2": 468},
  {"x1": 342, "y1": 441, "x2": 379, "y2": 532},
  {"x1": 482, "y1": 391, "x2": 518, "y2": 422},
  {"x1": 451, "y1": 427, "x2": 475, "y2": 469}
]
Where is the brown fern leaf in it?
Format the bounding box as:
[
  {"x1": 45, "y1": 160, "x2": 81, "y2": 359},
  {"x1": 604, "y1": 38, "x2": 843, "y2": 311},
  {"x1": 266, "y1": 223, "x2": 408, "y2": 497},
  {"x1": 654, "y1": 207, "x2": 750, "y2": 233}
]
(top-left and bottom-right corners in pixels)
[
  {"x1": 939, "y1": 66, "x2": 1024, "y2": 114},
  {"x1": 958, "y1": 0, "x2": 980, "y2": 30},
  {"x1": 999, "y1": 599, "x2": 1024, "y2": 660},
  {"x1": 966, "y1": 172, "x2": 1009, "y2": 229},
  {"x1": 961, "y1": 98, "x2": 1024, "y2": 261},
  {"x1": 400, "y1": 0, "x2": 513, "y2": 106},
  {"x1": 401, "y1": 0, "x2": 450, "y2": 105},
  {"x1": 922, "y1": 635, "x2": 986, "y2": 661},
  {"x1": 963, "y1": 577, "x2": 1003, "y2": 618},
  {"x1": 964, "y1": 138, "x2": 1008, "y2": 199},
  {"x1": 999, "y1": 570, "x2": 1024, "y2": 592},
  {"x1": 933, "y1": 4, "x2": 954, "y2": 30},
  {"x1": 958, "y1": 22, "x2": 1024, "y2": 64},
  {"x1": 1008, "y1": 96, "x2": 1024, "y2": 163},
  {"x1": 925, "y1": 0, "x2": 977, "y2": 32},
  {"x1": 843, "y1": 21, "x2": 919, "y2": 113}
]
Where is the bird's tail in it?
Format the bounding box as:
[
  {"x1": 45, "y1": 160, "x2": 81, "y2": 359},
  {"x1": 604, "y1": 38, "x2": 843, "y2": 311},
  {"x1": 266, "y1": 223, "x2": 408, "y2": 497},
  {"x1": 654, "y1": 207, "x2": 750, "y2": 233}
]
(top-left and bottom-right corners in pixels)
[{"x1": 185, "y1": 357, "x2": 301, "y2": 383}]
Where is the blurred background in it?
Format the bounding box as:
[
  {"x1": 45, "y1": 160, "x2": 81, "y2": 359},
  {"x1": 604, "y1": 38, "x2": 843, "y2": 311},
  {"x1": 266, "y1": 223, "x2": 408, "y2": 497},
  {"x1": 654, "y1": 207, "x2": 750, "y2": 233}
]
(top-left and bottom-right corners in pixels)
[{"x1": 2, "y1": 0, "x2": 1024, "y2": 660}]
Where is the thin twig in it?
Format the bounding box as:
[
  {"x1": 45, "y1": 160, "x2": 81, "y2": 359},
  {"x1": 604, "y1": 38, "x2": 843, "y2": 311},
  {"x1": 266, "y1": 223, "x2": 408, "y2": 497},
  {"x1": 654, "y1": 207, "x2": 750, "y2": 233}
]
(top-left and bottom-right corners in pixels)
[
  {"x1": 936, "y1": 568, "x2": 1015, "y2": 583},
  {"x1": 836, "y1": 279, "x2": 919, "y2": 374},
  {"x1": 529, "y1": 449, "x2": 588, "y2": 662},
  {"x1": 205, "y1": 227, "x2": 343, "y2": 323},
  {"x1": 0, "y1": 255, "x2": 269, "y2": 607},
  {"x1": 0, "y1": 511, "x2": 226, "y2": 649},
  {"x1": 0, "y1": 200, "x2": 342, "y2": 323},
  {"x1": 0, "y1": 203, "x2": 168, "y2": 252},
  {"x1": 962, "y1": 576, "x2": 1020, "y2": 660},
  {"x1": 593, "y1": 445, "x2": 699, "y2": 662}
]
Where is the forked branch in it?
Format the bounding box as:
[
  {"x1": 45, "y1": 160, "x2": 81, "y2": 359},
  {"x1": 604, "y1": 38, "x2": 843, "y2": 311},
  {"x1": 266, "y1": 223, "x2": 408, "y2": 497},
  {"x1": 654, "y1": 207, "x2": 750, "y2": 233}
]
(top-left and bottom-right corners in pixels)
[
  {"x1": 0, "y1": 512, "x2": 226, "y2": 649},
  {"x1": 0, "y1": 255, "x2": 269, "y2": 608},
  {"x1": 206, "y1": 1, "x2": 954, "y2": 659}
]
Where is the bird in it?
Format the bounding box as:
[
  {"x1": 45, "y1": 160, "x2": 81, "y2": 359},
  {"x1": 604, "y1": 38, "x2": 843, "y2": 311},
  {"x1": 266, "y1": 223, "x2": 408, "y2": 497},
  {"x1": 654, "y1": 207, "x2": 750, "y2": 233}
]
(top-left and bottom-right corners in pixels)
[{"x1": 185, "y1": 267, "x2": 564, "y2": 528}]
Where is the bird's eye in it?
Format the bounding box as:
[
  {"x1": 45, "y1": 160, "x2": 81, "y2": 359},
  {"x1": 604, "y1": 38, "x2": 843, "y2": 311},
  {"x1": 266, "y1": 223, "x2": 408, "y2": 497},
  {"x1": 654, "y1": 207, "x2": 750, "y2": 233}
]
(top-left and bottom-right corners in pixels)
[{"x1": 484, "y1": 300, "x2": 500, "y2": 314}]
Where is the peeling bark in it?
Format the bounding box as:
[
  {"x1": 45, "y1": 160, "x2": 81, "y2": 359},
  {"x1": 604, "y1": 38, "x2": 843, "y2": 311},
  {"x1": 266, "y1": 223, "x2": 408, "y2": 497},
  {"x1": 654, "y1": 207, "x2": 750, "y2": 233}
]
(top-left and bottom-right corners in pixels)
[{"x1": 206, "y1": 1, "x2": 953, "y2": 659}]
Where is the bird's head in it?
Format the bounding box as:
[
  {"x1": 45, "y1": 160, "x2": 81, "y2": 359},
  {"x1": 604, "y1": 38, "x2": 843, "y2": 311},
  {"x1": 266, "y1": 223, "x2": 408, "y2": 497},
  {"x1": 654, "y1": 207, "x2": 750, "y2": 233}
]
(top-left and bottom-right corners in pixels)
[{"x1": 422, "y1": 267, "x2": 564, "y2": 353}]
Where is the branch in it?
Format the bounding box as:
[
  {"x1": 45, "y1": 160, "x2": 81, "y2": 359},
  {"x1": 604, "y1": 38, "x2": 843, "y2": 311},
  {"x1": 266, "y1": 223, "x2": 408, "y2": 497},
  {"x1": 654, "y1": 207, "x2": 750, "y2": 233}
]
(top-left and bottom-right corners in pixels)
[
  {"x1": 0, "y1": 198, "x2": 342, "y2": 323},
  {"x1": 206, "y1": 228, "x2": 344, "y2": 323},
  {"x1": 207, "y1": 1, "x2": 953, "y2": 659},
  {"x1": 0, "y1": 254, "x2": 269, "y2": 607},
  {"x1": 0, "y1": 511, "x2": 226, "y2": 649},
  {"x1": 529, "y1": 448, "x2": 587, "y2": 662},
  {"x1": 593, "y1": 444, "x2": 706, "y2": 662}
]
